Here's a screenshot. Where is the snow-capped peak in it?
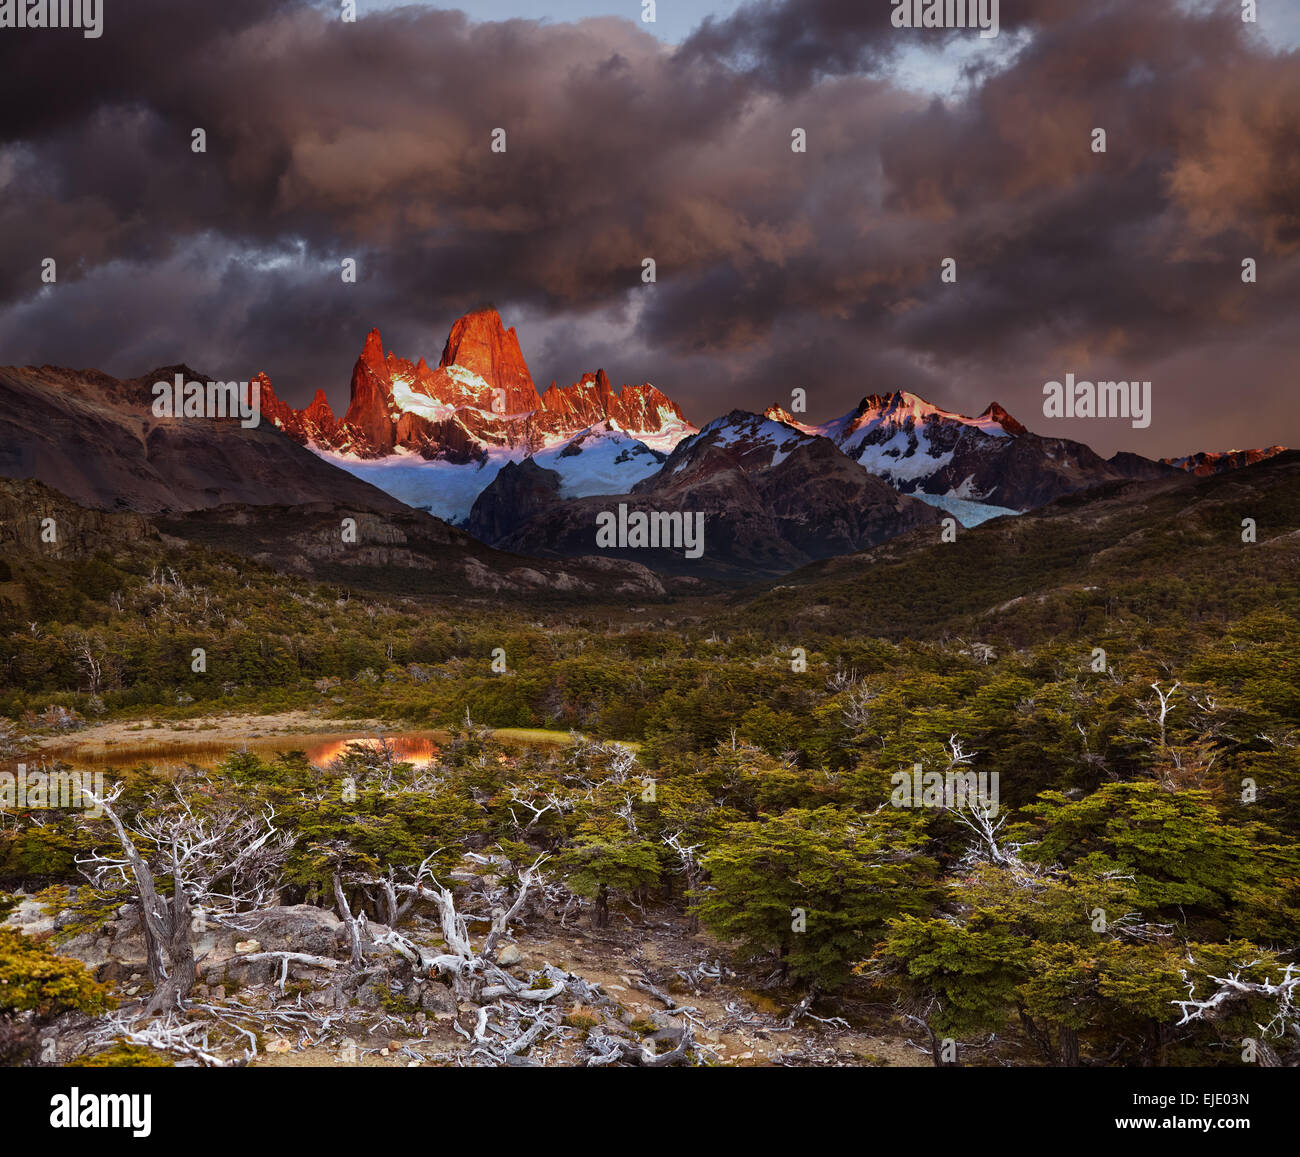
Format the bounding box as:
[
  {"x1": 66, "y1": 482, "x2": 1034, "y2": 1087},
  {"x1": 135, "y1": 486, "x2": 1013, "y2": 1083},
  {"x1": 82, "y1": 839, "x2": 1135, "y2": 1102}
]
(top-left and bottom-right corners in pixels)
[{"x1": 816, "y1": 390, "x2": 1020, "y2": 445}]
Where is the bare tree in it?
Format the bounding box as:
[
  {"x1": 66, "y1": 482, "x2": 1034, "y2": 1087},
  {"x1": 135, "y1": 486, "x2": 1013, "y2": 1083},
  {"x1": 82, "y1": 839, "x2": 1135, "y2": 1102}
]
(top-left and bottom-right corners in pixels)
[
  {"x1": 828, "y1": 668, "x2": 878, "y2": 737},
  {"x1": 1175, "y1": 959, "x2": 1300, "y2": 1066},
  {"x1": 79, "y1": 781, "x2": 293, "y2": 1016}
]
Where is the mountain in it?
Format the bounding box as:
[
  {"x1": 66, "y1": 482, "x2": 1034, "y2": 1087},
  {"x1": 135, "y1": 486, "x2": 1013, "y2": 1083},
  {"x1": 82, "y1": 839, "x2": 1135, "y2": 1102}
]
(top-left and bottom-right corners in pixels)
[
  {"x1": 5, "y1": 314, "x2": 1288, "y2": 589},
  {"x1": 1162, "y1": 446, "x2": 1289, "y2": 476},
  {"x1": 0, "y1": 361, "x2": 669, "y2": 598},
  {"x1": 258, "y1": 309, "x2": 696, "y2": 523},
  {"x1": 469, "y1": 408, "x2": 942, "y2": 580},
  {"x1": 0, "y1": 362, "x2": 410, "y2": 515},
  {"x1": 256, "y1": 313, "x2": 1285, "y2": 542},
  {"x1": 784, "y1": 391, "x2": 1178, "y2": 516}
]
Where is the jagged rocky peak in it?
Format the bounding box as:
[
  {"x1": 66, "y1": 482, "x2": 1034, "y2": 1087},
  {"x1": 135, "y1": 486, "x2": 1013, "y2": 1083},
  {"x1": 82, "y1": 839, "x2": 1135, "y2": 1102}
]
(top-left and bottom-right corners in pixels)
[
  {"x1": 262, "y1": 309, "x2": 697, "y2": 465},
  {"x1": 762, "y1": 403, "x2": 804, "y2": 427},
  {"x1": 978, "y1": 402, "x2": 1027, "y2": 436},
  {"x1": 1162, "y1": 446, "x2": 1289, "y2": 476},
  {"x1": 439, "y1": 307, "x2": 539, "y2": 410}
]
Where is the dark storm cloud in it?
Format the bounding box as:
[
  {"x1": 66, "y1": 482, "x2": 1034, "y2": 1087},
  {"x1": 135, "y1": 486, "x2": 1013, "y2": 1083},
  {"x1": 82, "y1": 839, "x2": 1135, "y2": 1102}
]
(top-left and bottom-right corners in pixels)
[{"x1": 0, "y1": 0, "x2": 1297, "y2": 455}]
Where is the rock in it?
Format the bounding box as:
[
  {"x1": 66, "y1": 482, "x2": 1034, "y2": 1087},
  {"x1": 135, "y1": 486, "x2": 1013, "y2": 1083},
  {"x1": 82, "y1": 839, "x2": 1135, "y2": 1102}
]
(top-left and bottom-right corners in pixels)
[
  {"x1": 496, "y1": 944, "x2": 523, "y2": 967},
  {"x1": 5, "y1": 897, "x2": 56, "y2": 937},
  {"x1": 234, "y1": 939, "x2": 261, "y2": 955},
  {"x1": 238, "y1": 905, "x2": 348, "y2": 957},
  {"x1": 53, "y1": 908, "x2": 78, "y2": 931},
  {"x1": 419, "y1": 985, "x2": 456, "y2": 1015},
  {"x1": 439, "y1": 308, "x2": 537, "y2": 413}
]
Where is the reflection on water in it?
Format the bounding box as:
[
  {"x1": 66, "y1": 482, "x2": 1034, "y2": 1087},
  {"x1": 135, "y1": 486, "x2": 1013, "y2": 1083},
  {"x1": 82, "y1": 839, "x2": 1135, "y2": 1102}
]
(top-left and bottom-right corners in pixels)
[
  {"x1": 304, "y1": 735, "x2": 441, "y2": 767},
  {"x1": 28, "y1": 732, "x2": 445, "y2": 771}
]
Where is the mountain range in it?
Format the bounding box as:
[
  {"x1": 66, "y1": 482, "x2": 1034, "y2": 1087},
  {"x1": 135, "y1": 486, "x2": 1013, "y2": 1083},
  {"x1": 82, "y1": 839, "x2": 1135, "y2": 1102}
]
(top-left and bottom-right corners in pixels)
[{"x1": 0, "y1": 307, "x2": 1288, "y2": 585}]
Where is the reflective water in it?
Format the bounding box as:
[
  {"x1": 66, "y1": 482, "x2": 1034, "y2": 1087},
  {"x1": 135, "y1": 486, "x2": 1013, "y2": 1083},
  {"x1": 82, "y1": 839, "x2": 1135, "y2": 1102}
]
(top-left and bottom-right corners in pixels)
[{"x1": 30, "y1": 731, "x2": 445, "y2": 771}]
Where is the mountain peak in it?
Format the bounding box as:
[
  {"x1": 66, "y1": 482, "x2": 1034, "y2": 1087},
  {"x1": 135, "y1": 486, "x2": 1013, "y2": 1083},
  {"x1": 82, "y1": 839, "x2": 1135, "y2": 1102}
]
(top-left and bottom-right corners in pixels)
[
  {"x1": 979, "y1": 402, "x2": 1026, "y2": 436},
  {"x1": 841, "y1": 390, "x2": 1021, "y2": 438},
  {"x1": 1162, "y1": 445, "x2": 1289, "y2": 476},
  {"x1": 360, "y1": 327, "x2": 386, "y2": 374},
  {"x1": 256, "y1": 309, "x2": 694, "y2": 465},
  {"x1": 439, "y1": 308, "x2": 537, "y2": 408}
]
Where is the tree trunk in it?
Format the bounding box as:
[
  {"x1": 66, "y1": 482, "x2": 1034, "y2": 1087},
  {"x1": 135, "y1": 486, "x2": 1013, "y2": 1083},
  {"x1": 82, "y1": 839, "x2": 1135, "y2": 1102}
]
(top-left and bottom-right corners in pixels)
[
  {"x1": 1017, "y1": 1007, "x2": 1056, "y2": 1066},
  {"x1": 1058, "y1": 1025, "x2": 1080, "y2": 1067}
]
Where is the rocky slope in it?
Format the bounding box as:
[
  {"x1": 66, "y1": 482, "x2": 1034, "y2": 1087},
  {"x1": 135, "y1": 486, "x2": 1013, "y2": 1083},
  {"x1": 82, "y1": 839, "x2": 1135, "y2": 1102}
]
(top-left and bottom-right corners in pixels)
[
  {"x1": 0, "y1": 476, "x2": 668, "y2": 599},
  {"x1": 0, "y1": 362, "x2": 410, "y2": 515}
]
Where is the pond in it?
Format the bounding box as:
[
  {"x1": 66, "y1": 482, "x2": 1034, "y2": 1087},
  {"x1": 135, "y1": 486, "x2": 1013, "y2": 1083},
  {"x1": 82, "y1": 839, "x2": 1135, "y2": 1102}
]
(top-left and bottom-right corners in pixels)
[{"x1": 22, "y1": 726, "x2": 577, "y2": 773}]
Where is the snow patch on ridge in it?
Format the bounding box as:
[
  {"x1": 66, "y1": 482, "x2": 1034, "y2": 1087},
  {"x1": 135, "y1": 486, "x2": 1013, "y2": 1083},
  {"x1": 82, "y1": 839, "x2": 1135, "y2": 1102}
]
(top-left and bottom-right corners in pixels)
[
  {"x1": 390, "y1": 379, "x2": 459, "y2": 424},
  {"x1": 532, "y1": 424, "x2": 665, "y2": 498},
  {"x1": 316, "y1": 423, "x2": 669, "y2": 523},
  {"x1": 320, "y1": 446, "x2": 519, "y2": 524},
  {"x1": 912, "y1": 492, "x2": 1021, "y2": 527},
  {"x1": 850, "y1": 432, "x2": 955, "y2": 483}
]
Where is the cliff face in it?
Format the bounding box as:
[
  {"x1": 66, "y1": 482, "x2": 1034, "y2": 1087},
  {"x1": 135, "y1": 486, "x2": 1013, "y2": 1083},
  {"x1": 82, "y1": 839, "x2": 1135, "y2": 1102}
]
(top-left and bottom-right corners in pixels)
[
  {"x1": 0, "y1": 477, "x2": 159, "y2": 560},
  {"x1": 439, "y1": 309, "x2": 538, "y2": 414}
]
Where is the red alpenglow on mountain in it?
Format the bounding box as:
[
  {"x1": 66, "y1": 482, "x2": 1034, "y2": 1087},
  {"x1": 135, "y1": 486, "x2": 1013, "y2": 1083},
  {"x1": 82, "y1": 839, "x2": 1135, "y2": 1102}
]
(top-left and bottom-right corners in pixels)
[
  {"x1": 1161, "y1": 446, "x2": 1289, "y2": 476},
  {"x1": 251, "y1": 308, "x2": 1286, "y2": 530},
  {"x1": 253, "y1": 309, "x2": 696, "y2": 524},
  {"x1": 258, "y1": 308, "x2": 694, "y2": 462}
]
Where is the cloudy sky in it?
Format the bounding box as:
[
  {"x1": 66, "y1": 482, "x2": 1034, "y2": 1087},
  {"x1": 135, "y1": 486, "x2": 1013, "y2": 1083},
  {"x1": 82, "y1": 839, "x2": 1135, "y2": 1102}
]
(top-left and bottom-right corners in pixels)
[{"x1": 1, "y1": 0, "x2": 1297, "y2": 456}]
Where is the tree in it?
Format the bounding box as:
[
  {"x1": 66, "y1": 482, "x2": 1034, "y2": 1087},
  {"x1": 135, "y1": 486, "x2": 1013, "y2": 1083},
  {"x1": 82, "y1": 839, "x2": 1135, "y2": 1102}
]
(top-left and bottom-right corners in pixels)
[
  {"x1": 559, "y1": 819, "x2": 660, "y2": 927},
  {"x1": 0, "y1": 927, "x2": 112, "y2": 1064},
  {"x1": 80, "y1": 780, "x2": 292, "y2": 1015},
  {"x1": 695, "y1": 806, "x2": 935, "y2": 992}
]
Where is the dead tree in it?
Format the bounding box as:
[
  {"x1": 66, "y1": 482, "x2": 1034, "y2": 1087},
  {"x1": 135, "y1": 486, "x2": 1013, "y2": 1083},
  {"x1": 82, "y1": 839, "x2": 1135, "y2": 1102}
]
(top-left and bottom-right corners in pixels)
[
  {"x1": 79, "y1": 781, "x2": 292, "y2": 1017},
  {"x1": 663, "y1": 831, "x2": 704, "y2": 930},
  {"x1": 1175, "y1": 959, "x2": 1300, "y2": 1066}
]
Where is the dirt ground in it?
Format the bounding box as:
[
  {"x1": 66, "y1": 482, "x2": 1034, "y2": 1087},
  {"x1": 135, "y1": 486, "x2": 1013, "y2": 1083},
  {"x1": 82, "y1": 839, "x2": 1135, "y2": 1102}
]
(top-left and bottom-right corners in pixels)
[{"x1": 247, "y1": 912, "x2": 927, "y2": 1069}]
